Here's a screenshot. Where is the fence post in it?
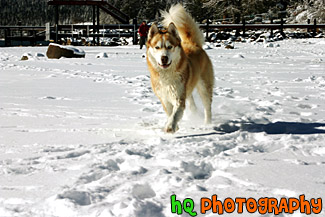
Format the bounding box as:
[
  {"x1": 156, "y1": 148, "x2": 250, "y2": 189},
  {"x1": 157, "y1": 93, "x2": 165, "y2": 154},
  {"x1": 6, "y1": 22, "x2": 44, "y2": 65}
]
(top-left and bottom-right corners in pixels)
[
  {"x1": 18, "y1": 21, "x2": 23, "y2": 46},
  {"x1": 4, "y1": 28, "x2": 9, "y2": 46},
  {"x1": 20, "y1": 27, "x2": 23, "y2": 46},
  {"x1": 242, "y1": 18, "x2": 246, "y2": 37},
  {"x1": 97, "y1": 5, "x2": 100, "y2": 45},
  {"x1": 46, "y1": 23, "x2": 50, "y2": 41},
  {"x1": 206, "y1": 19, "x2": 209, "y2": 42},
  {"x1": 32, "y1": 30, "x2": 36, "y2": 46},
  {"x1": 313, "y1": 19, "x2": 317, "y2": 37},
  {"x1": 271, "y1": 18, "x2": 273, "y2": 37},
  {"x1": 55, "y1": 5, "x2": 59, "y2": 43},
  {"x1": 280, "y1": 18, "x2": 284, "y2": 36},
  {"x1": 93, "y1": 5, "x2": 96, "y2": 45},
  {"x1": 133, "y1": 18, "x2": 138, "y2": 45}
]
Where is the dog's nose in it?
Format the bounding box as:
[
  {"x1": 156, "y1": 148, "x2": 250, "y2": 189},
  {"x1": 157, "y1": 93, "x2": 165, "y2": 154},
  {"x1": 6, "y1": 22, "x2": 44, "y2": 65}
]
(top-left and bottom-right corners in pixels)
[{"x1": 161, "y1": 56, "x2": 168, "y2": 65}]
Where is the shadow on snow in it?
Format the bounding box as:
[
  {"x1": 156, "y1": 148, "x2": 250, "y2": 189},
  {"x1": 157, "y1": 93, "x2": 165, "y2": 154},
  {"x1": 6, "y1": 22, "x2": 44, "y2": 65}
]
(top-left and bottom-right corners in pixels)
[{"x1": 215, "y1": 121, "x2": 325, "y2": 135}]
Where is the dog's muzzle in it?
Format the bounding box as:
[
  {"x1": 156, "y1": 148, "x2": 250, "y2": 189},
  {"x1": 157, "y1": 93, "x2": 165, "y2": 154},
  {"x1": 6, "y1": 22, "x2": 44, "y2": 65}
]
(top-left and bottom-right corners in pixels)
[{"x1": 159, "y1": 56, "x2": 171, "y2": 69}]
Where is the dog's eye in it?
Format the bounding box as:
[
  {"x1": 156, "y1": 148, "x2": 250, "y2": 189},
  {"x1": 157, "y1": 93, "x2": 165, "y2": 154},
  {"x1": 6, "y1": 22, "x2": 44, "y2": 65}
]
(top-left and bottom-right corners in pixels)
[
  {"x1": 155, "y1": 46, "x2": 160, "y2": 49},
  {"x1": 167, "y1": 45, "x2": 173, "y2": 49}
]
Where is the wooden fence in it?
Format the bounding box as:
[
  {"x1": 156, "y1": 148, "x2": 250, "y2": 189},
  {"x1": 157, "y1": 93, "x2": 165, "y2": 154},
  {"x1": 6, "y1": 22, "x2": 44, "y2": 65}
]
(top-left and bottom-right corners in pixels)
[{"x1": 0, "y1": 19, "x2": 324, "y2": 47}]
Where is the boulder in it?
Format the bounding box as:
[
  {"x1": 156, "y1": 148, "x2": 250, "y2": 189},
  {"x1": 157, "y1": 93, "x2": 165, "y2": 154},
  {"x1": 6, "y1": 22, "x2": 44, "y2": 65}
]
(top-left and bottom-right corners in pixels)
[
  {"x1": 21, "y1": 55, "x2": 29, "y2": 61},
  {"x1": 21, "y1": 53, "x2": 33, "y2": 61},
  {"x1": 46, "y1": 43, "x2": 85, "y2": 59}
]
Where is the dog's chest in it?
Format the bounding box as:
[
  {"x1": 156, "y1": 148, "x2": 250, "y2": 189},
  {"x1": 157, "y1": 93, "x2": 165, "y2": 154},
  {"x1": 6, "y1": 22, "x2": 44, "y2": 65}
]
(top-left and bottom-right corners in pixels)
[{"x1": 156, "y1": 75, "x2": 184, "y2": 102}]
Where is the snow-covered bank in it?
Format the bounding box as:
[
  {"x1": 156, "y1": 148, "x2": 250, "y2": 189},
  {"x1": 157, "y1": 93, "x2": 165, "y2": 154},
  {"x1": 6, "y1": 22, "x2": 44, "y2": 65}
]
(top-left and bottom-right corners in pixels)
[{"x1": 0, "y1": 39, "x2": 325, "y2": 217}]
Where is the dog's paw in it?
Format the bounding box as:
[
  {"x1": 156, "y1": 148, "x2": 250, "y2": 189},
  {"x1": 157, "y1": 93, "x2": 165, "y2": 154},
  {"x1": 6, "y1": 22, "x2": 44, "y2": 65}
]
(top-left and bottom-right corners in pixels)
[
  {"x1": 164, "y1": 124, "x2": 179, "y2": 133},
  {"x1": 165, "y1": 127, "x2": 175, "y2": 133}
]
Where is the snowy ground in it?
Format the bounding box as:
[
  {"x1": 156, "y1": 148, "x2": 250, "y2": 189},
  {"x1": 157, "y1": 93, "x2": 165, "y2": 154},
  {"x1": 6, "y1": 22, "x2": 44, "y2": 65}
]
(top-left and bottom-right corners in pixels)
[{"x1": 0, "y1": 39, "x2": 325, "y2": 217}]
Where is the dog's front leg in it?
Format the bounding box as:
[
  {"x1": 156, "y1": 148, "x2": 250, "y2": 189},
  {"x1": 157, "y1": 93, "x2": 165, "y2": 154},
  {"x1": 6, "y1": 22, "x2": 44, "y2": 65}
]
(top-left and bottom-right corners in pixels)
[{"x1": 165, "y1": 99, "x2": 185, "y2": 133}]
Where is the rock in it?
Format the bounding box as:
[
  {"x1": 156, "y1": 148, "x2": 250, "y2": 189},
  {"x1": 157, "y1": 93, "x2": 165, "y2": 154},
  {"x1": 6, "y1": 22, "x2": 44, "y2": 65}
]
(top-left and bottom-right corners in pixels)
[
  {"x1": 225, "y1": 44, "x2": 234, "y2": 49},
  {"x1": 264, "y1": 43, "x2": 274, "y2": 48},
  {"x1": 21, "y1": 56, "x2": 29, "y2": 61},
  {"x1": 21, "y1": 53, "x2": 33, "y2": 61},
  {"x1": 225, "y1": 43, "x2": 235, "y2": 49},
  {"x1": 35, "y1": 53, "x2": 45, "y2": 57},
  {"x1": 96, "y1": 52, "x2": 108, "y2": 58},
  {"x1": 46, "y1": 43, "x2": 85, "y2": 59}
]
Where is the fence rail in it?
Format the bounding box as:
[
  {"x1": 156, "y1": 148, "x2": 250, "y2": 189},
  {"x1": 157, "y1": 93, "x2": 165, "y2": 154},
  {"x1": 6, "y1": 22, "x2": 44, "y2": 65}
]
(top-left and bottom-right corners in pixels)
[
  {"x1": 0, "y1": 20, "x2": 324, "y2": 47},
  {"x1": 200, "y1": 23, "x2": 325, "y2": 29}
]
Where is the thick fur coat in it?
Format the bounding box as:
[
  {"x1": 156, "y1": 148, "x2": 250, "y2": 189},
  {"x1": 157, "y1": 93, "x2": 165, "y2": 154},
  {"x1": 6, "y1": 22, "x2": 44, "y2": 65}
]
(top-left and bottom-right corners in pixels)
[{"x1": 146, "y1": 4, "x2": 214, "y2": 133}]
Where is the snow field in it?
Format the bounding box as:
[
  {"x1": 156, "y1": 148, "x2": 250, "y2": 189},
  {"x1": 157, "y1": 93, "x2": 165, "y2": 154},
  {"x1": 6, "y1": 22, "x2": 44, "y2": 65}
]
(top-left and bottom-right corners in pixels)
[{"x1": 0, "y1": 39, "x2": 325, "y2": 216}]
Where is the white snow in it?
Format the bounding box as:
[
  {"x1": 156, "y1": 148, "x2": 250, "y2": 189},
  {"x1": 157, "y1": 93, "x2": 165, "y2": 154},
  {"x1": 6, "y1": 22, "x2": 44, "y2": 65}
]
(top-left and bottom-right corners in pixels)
[{"x1": 1, "y1": 39, "x2": 325, "y2": 217}]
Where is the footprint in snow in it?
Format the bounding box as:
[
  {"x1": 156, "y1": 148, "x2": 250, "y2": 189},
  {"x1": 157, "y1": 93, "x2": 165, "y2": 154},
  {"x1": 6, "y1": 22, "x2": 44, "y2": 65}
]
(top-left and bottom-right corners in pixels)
[
  {"x1": 58, "y1": 190, "x2": 91, "y2": 206},
  {"x1": 78, "y1": 170, "x2": 105, "y2": 184},
  {"x1": 58, "y1": 187, "x2": 111, "y2": 206},
  {"x1": 181, "y1": 161, "x2": 213, "y2": 180},
  {"x1": 125, "y1": 149, "x2": 153, "y2": 159},
  {"x1": 134, "y1": 201, "x2": 165, "y2": 217},
  {"x1": 56, "y1": 150, "x2": 90, "y2": 159},
  {"x1": 40, "y1": 96, "x2": 71, "y2": 100},
  {"x1": 232, "y1": 54, "x2": 245, "y2": 58},
  {"x1": 132, "y1": 183, "x2": 156, "y2": 200},
  {"x1": 131, "y1": 167, "x2": 148, "y2": 175},
  {"x1": 42, "y1": 146, "x2": 75, "y2": 153},
  {"x1": 4, "y1": 166, "x2": 36, "y2": 175},
  {"x1": 77, "y1": 159, "x2": 121, "y2": 184}
]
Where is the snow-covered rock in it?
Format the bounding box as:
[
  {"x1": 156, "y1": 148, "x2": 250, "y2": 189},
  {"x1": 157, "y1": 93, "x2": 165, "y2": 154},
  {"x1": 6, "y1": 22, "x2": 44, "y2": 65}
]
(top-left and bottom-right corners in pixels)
[
  {"x1": 20, "y1": 52, "x2": 33, "y2": 61},
  {"x1": 95, "y1": 52, "x2": 108, "y2": 58},
  {"x1": 46, "y1": 43, "x2": 85, "y2": 59}
]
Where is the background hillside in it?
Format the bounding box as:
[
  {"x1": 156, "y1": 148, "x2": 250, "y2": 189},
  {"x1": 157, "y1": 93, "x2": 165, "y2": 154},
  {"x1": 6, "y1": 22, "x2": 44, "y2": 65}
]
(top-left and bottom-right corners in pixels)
[{"x1": 0, "y1": 0, "x2": 324, "y2": 26}]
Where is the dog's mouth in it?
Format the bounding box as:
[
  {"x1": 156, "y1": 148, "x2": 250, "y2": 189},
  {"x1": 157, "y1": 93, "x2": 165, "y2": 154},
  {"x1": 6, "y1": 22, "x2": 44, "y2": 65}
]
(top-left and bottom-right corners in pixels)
[{"x1": 158, "y1": 62, "x2": 171, "y2": 69}]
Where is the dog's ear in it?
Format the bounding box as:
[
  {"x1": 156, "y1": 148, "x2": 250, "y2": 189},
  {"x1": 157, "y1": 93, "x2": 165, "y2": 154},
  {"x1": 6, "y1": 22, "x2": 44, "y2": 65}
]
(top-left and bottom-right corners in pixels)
[
  {"x1": 167, "y1": 23, "x2": 181, "y2": 41},
  {"x1": 148, "y1": 24, "x2": 159, "y2": 41}
]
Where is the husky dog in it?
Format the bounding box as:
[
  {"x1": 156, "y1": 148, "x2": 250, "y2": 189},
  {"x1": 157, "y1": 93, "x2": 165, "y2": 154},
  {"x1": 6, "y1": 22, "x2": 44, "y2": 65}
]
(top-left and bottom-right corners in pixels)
[{"x1": 146, "y1": 4, "x2": 214, "y2": 133}]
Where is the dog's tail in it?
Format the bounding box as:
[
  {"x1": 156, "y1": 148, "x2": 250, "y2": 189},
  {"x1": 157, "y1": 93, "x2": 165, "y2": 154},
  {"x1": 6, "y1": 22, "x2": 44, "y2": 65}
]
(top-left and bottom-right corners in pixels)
[{"x1": 161, "y1": 4, "x2": 204, "y2": 47}]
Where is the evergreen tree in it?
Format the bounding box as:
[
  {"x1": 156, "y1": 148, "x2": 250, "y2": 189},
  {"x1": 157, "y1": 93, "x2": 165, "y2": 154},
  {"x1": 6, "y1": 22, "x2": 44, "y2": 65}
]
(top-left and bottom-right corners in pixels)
[{"x1": 0, "y1": 0, "x2": 323, "y2": 26}]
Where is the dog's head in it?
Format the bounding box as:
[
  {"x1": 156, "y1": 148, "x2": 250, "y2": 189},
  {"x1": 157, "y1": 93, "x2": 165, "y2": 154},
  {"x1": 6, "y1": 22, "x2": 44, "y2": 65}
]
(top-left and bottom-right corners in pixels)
[{"x1": 147, "y1": 23, "x2": 181, "y2": 70}]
